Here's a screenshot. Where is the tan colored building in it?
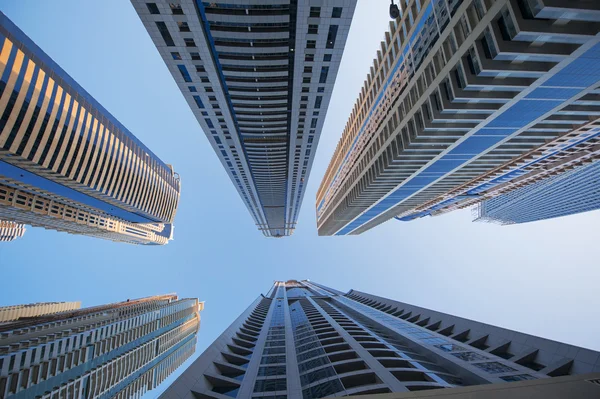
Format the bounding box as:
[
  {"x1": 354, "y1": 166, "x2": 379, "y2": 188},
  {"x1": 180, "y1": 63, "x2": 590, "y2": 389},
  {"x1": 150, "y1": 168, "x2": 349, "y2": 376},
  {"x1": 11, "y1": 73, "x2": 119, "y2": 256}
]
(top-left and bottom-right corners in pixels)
[
  {"x1": 0, "y1": 294, "x2": 202, "y2": 398},
  {"x1": 0, "y1": 12, "x2": 180, "y2": 245},
  {"x1": 0, "y1": 220, "x2": 24, "y2": 242},
  {"x1": 0, "y1": 302, "x2": 80, "y2": 323}
]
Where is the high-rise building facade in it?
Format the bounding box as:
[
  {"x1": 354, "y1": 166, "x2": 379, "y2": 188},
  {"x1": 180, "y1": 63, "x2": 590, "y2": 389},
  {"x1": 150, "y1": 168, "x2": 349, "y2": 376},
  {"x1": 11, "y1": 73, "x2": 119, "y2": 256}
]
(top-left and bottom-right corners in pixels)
[
  {"x1": 317, "y1": 0, "x2": 600, "y2": 236},
  {"x1": 473, "y1": 160, "x2": 600, "y2": 225},
  {"x1": 132, "y1": 0, "x2": 357, "y2": 237},
  {"x1": 0, "y1": 220, "x2": 24, "y2": 242},
  {"x1": 0, "y1": 302, "x2": 80, "y2": 323},
  {"x1": 0, "y1": 12, "x2": 180, "y2": 245},
  {"x1": 0, "y1": 294, "x2": 202, "y2": 399},
  {"x1": 395, "y1": 116, "x2": 600, "y2": 224},
  {"x1": 159, "y1": 280, "x2": 599, "y2": 399}
]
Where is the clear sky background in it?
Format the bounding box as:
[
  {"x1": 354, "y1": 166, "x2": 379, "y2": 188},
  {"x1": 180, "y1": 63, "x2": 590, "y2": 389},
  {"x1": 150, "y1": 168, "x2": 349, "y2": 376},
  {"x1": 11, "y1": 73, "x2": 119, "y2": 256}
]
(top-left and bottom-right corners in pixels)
[{"x1": 0, "y1": 1, "x2": 599, "y2": 397}]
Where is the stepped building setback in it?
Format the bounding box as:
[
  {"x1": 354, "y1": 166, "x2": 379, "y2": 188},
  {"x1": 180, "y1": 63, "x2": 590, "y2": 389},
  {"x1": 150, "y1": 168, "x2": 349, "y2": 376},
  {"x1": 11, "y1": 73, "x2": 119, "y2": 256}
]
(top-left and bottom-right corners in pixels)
[
  {"x1": 133, "y1": 0, "x2": 357, "y2": 237},
  {"x1": 317, "y1": 0, "x2": 600, "y2": 235},
  {"x1": 0, "y1": 294, "x2": 202, "y2": 399},
  {"x1": 0, "y1": 12, "x2": 180, "y2": 245},
  {"x1": 159, "y1": 280, "x2": 600, "y2": 399}
]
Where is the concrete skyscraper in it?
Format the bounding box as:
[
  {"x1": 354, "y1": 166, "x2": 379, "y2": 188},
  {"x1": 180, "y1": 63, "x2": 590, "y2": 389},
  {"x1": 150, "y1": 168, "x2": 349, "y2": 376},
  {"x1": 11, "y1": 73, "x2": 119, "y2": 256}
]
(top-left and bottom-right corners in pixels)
[
  {"x1": 317, "y1": 0, "x2": 600, "y2": 236},
  {"x1": 0, "y1": 302, "x2": 80, "y2": 323},
  {"x1": 0, "y1": 12, "x2": 180, "y2": 245},
  {"x1": 132, "y1": 0, "x2": 357, "y2": 237},
  {"x1": 0, "y1": 220, "x2": 24, "y2": 242},
  {"x1": 0, "y1": 294, "x2": 202, "y2": 399},
  {"x1": 159, "y1": 280, "x2": 599, "y2": 399}
]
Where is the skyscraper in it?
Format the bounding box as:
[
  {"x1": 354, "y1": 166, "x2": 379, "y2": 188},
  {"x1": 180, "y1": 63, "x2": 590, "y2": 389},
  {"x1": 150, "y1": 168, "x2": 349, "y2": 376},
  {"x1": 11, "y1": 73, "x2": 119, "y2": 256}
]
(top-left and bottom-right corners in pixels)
[
  {"x1": 159, "y1": 280, "x2": 599, "y2": 399},
  {"x1": 317, "y1": 0, "x2": 600, "y2": 236},
  {"x1": 395, "y1": 116, "x2": 600, "y2": 224},
  {"x1": 0, "y1": 302, "x2": 80, "y2": 323},
  {"x1": 0, "y1": 12, "x2": 180, "y2": 245},
  {"x1": 132, "y1": 0, "x2": 357, "y2": 237},
  {"x1": 473, "y1": 160, "x2": 600, "y2": 225},
  {"x1": 0, "y1": 220, "x2": 24, "y2": 242},
  {"x1": 0, "y1": 294, "x2": 202, "y2": 399}
]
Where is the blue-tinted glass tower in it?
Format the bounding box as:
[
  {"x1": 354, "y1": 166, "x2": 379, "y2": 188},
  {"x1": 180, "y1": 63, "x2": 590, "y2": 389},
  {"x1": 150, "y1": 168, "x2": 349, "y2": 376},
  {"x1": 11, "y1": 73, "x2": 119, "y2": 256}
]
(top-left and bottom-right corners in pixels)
[{"x1": 317, "y1": 0, "x2": 600, "y2": 236}]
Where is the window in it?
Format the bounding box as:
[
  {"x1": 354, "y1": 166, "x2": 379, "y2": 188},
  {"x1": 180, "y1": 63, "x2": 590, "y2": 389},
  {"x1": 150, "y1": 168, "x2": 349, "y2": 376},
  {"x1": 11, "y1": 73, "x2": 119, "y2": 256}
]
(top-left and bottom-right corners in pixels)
[
  {"x1": 258, "y1": 366, "x2": 286, "y2": 377},
  {"x1": 301, "y1": 366, "x2": 336, "y2": 385},
  {"x1": 196, "y1": 65, "x2": 206, "y2": 72},
  {"x1": 332, "y1": 7, "x2": 342, "y2": 18},
  {"x1": 303, "y1": 77, "x2": 311, "y2": 84},
  {"x1": 193, "y1": 96, "x2": 204, "y2": 108},
  {"x1": 305, "y1": 53, "x2": 314, "y2": 62},
  {"x1": 311, "y1": 118, "x2": 318, "y2": 128},
  {"x1": 146, "y1": 3, "x2": 159, "y2": 14},
  {"x1": 451, "y1": 352, "x2": 489, "y2": 362},
  {"x1": 302, "y1": 379, "x2": 343, "y2": 399},
  {"x1": 314, "y1": 96, "x2": 322, "y2": 109},
  {"x1": 190, "y1": 52, "x2": 201, "y2": 60},
  {"x1": 178, "y1": 21, "x2": 190, "y2": 32},
  {"x1": 306, "y1": 40, "x2": 316, "y2": 49},
  {"x1": 177, "y1": 65, "x2": 192, "y2": 82},
  {"x1": 309, "y1": 7, "x2": 321, "y2": 17},
  {"x1": 171, "y1": 52, "x2": 181, "y2": 60},
  {"x1": 170, "y1": 3, "x2": 184, "y2": 14},
  {"x1": 308, "y1": 24, "x2": 318, "y2": 34},
  {"x1": 304, "y1": 66, "x2": 312, "y2": 73},
  {"x1": 254, "y1": 378, "x2": 286, "y2": 392},
  {"x1": 319, "y1": 66, "x2": 329, "y2": 84},
  {"x1": 301, "y1": 96, "x2": 308, "y2": 102},
  {"x1": 323, "y1": 54, "x2": 332, "y2": 62},
  {"x1": 261, "y1": 356, "x2": 286, "y2": 364},
  {"x1": 184, "y1": 38, "x2": 196, "y2": 47},
  {"x1": 474, "y1": 362, "x2": 517, "y2": 374},
  {"x1": 326, "y1": 25, "x2": 338, "y2": 49},
  {"x1": 155, "y1": 22, "x2": 175, "y2": 46},
  {"x1": 501, "y1": 375, "x2": 536, "y2": 382},
  {"x1": 264, "y1": 347, "x2": 286, "y2": 355},
  {"x1": 317, "y1": 87, "x2": 325, "y2": 93}
]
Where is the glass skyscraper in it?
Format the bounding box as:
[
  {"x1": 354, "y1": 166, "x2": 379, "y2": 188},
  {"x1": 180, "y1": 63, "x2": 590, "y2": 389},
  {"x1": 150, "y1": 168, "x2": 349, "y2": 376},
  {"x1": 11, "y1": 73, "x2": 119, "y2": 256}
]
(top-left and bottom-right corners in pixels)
[
  {"x1": 0, "y1": 294, "x2": 202, "y2": 399},
  {"x1": 159, "y1": 280, "x2": 599, "y2": 398},
  {"x1": 472, "y1": 159, "x2": 600, "y2": 225},
  {"x1": 132, "y1": 0, "x2": 357, "y2": 237},
  {"x1": 0, "y1": 12, "x2": 180, "y2": 245},
  {"x1": 395, "y1": 116, "x2": 600, "y2": 224},
  {"x1": 317, "y1": 0, "x2": 600, "y2": 236}
]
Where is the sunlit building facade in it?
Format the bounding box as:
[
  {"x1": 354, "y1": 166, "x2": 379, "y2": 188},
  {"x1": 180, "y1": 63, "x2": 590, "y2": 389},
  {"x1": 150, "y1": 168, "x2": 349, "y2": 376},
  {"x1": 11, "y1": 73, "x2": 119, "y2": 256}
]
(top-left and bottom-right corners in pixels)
[
  {"x1": 0, "y1": 294, "x2": 202, "y2": 399},
  {"x1": 159, "y1": 280, "x2": 599, "y2": 399},
  {"x1": 0, "y1": 302, "x2": 80, "y2": 323},
  {"x1": 0, "y1": 220, "x2": 24, "y2": 242},
  {"x1": 132, "y1": 0, "x2": 357, "y2": 237},
  {"x1": 317, "y1": 0, "x2": 600, "y2": 235},
  {"x1": 0, "y1": 12, "x2": 180, "y2": 245}
]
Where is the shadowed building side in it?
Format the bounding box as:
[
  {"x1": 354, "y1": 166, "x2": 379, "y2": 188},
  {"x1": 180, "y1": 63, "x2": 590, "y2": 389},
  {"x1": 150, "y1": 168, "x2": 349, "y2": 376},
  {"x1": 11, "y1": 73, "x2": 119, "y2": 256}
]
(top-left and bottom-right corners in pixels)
[
  {"x1": 317, "y1": 0, "x2": 600, "y2": 236},
  {"x1": 158, "y1": 280, "x2": 599, "y2": 399},
  {"x1": 132, "y1": 0, "x2": 357, "y2": 237},
  {"x1": 0, "y1": 294, "x2": 203, "y2": 399}
]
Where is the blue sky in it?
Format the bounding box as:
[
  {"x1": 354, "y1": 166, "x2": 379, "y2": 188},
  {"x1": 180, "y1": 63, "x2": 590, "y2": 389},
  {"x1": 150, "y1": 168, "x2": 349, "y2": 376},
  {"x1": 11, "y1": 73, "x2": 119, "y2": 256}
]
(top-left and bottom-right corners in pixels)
[{"x1": 1, "y1": 1, "x2": 599, "y2": 397}]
